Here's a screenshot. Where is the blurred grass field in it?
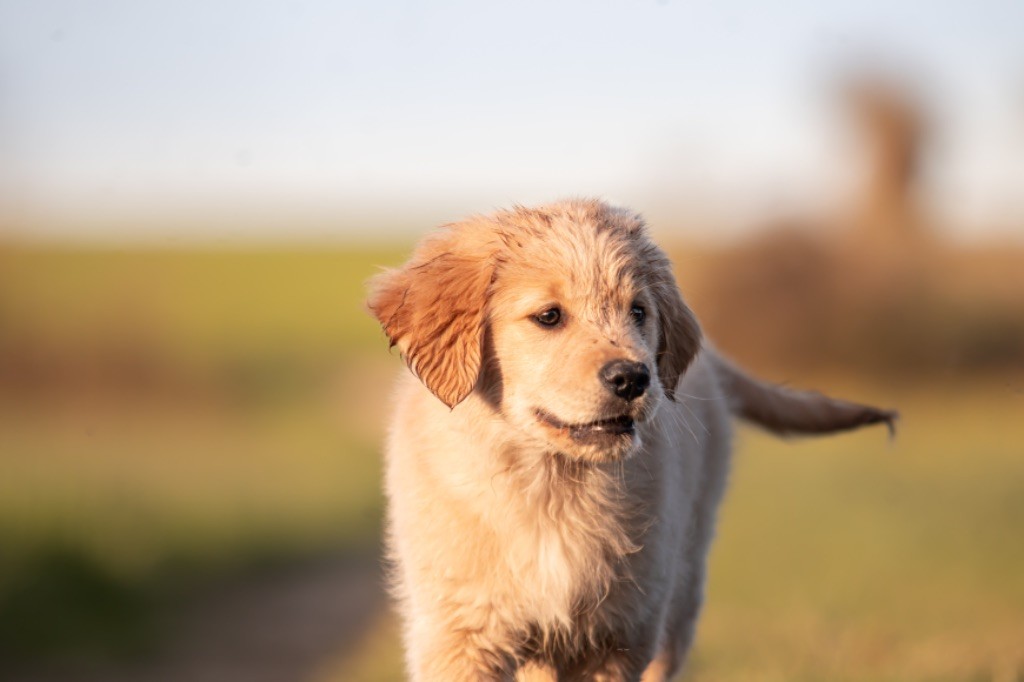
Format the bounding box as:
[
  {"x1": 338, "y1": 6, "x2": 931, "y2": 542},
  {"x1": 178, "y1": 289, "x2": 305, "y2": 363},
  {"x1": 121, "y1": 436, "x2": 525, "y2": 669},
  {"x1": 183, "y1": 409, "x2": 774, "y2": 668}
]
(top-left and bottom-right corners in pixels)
[
  {"x1": 0, "y1": 245, "x2": 399, "y2": 662},
  {"x1": 1, "y1": 245, "x2": 1022, "y2": 679}
]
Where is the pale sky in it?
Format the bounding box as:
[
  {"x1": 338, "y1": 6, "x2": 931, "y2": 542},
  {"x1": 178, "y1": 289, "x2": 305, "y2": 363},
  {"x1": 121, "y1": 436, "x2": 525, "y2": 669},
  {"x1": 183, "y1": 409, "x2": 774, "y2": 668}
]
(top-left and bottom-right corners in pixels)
[{"x1": 0, "y1": 1, "x2": 1022, "y2": 241}]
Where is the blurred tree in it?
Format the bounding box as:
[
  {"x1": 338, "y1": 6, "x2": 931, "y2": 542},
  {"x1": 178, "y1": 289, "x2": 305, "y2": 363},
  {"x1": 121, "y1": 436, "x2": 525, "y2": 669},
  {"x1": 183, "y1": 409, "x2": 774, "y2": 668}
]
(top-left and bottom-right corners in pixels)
[{"x1": 845, "y1": 75, "x2": 928, "y2": 248}]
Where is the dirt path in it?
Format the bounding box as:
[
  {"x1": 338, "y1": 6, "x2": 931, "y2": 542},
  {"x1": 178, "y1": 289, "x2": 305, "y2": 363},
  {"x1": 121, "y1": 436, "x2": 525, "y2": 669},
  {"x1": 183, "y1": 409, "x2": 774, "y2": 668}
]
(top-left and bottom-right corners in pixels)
[{"x1": 15, "y1": 552, "x2": 386, "y2": 682}]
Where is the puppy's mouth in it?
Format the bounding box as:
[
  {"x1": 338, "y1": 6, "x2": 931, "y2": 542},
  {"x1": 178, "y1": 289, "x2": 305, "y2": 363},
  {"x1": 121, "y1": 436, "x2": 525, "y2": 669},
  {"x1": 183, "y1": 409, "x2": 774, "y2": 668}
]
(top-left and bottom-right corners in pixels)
[{"x1": 535, "y1": 409, "x2": 636, "y2": 443}]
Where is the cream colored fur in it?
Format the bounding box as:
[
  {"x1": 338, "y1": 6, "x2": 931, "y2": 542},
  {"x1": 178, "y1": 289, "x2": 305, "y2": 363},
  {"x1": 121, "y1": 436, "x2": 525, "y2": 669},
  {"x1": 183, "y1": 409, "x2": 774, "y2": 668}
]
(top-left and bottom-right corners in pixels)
[{"x1": 367, "y1": 199, "x2": 894, "y2": 681}]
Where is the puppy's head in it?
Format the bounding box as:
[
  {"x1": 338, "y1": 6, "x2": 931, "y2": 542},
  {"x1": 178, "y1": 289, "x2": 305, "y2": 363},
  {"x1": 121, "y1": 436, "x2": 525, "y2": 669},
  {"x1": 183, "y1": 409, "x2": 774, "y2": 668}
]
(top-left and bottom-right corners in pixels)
[{"x1": 368, "y1": 199, "x2": 701, "y2": 462}]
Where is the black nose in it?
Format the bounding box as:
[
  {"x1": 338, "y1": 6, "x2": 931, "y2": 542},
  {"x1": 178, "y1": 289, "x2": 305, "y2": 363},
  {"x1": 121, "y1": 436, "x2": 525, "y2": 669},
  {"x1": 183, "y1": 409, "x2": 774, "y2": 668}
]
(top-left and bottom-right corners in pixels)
[{"x1": 600, "y1": 360, "x2": 650, "y2": 402}]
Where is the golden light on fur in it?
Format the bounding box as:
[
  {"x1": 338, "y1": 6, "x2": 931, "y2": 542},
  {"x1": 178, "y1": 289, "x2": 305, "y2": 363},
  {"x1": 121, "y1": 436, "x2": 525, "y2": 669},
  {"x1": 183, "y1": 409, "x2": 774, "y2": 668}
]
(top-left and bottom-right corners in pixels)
[
  {"x1": 368, "y1": 226, "x2": 497, "y2": 408},
  {"x1": 367, "y1": 199, "x2": 895, "y2": 680}
]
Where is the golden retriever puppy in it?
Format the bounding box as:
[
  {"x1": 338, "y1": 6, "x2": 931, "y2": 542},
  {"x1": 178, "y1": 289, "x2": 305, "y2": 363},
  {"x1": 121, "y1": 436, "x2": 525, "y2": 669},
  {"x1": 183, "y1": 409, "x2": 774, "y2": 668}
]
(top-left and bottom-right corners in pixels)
[{"x1": 368, "y1": 199, "x2": 894, "y2": 681}]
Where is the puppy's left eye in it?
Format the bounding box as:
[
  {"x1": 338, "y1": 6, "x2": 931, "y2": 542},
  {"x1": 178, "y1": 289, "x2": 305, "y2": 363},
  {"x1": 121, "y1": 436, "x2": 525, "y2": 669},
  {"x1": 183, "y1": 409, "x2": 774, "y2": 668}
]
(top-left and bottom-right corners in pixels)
[
  {"x1": 630, "y1": 305, "x2": 646, "y2": 327},
  {"x1": 534, "y1": 307, "x2": 562, "y2": 328}
]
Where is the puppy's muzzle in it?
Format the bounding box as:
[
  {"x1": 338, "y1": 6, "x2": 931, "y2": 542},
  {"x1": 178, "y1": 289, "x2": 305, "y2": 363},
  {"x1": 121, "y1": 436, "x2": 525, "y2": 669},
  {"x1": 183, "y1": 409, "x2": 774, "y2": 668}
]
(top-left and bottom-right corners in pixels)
[{"x1": 600, "y1": 360, "x2": 650, "y2": 402}]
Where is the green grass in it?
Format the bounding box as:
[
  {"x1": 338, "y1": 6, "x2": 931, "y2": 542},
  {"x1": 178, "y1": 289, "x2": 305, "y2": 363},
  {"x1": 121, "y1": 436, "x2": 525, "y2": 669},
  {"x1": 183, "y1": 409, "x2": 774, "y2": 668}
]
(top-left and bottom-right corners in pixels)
[
  {"x1": 0, "y1": 245, "x2": 405, "y2": 362},
  {"x1": 0, "y1": 245, "x2": 408, "y2": 662},
  {"x1": 0, "y1": 399, "x2": 389, "y2": 662}
]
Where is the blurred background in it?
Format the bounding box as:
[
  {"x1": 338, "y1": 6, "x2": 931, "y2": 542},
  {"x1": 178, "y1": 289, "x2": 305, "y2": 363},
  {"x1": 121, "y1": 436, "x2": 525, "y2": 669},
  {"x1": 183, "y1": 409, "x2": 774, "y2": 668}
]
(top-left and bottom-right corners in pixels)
[{"x1": 1, "y1": 1, "x2": 1022, "y2": 680}]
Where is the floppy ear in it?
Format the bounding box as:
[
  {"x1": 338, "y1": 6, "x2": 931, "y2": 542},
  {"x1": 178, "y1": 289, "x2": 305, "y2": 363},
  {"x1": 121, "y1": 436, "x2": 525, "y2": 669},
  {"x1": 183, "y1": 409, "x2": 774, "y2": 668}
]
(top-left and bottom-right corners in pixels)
[
  {"x1": 367, "y1": 229, "x2": 494, "y2": 408},
  {"x1": 644, "y1": 245, "x2": 702, "y2": 401}
]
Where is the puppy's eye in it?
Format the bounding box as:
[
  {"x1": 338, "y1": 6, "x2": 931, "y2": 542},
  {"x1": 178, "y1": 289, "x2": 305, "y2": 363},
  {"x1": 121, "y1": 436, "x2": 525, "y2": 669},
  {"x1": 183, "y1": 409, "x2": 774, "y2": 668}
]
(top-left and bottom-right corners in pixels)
[
  {"x1": 534, "y1": 307, "x2": 562, "y2": 328},
  {"x1": 630, "y1": 305, "x2": 646, "y2": 327}
]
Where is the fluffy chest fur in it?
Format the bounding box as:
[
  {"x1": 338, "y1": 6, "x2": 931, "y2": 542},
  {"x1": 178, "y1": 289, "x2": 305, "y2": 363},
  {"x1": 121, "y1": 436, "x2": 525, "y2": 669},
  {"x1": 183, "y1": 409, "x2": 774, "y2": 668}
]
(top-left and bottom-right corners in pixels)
[
  {"x1": 385, "y1": 378, "x2": 665, "y2": 656},
  {"x1": 497, "y1": 454, "x2": 650, "y2": 637}
]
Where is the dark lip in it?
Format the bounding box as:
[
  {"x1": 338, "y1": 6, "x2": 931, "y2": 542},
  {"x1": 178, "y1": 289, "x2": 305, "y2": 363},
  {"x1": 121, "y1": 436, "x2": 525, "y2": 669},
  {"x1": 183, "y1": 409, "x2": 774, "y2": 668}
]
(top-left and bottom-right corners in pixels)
[{"x1": 535, "y1": 409, "x2": 637, "y2": 441}]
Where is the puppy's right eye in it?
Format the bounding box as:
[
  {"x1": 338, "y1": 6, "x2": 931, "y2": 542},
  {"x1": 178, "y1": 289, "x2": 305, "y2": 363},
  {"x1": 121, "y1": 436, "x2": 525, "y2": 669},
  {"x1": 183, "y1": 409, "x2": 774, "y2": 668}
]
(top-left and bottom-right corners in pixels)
[{"x1": 534, "y1": 307, "x2": 562, "y2": 328}]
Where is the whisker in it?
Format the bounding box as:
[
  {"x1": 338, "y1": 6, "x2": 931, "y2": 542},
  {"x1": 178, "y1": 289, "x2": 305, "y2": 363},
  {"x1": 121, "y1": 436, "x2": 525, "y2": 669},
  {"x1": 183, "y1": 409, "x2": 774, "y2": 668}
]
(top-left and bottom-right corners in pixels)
[
  {"x1": 664, "y1": 405, "x2": 700, "y2": 445},
  {"x1": 679, "y1": 400, "x2": 712, "y2": 437},
  {"x1": 671, "y1": 390, "x2": 726, "y2": 402}
]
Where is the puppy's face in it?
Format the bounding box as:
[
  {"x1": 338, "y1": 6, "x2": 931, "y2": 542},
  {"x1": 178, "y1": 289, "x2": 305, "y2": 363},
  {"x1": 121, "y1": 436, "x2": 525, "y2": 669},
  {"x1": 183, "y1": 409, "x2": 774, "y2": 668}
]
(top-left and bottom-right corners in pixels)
[
  {"x1": 488, "y1": 236, "x2": 664, "y2": 462},
  {"x1": 368, "y1": 200, "x2": 701, "y2": 463}
]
